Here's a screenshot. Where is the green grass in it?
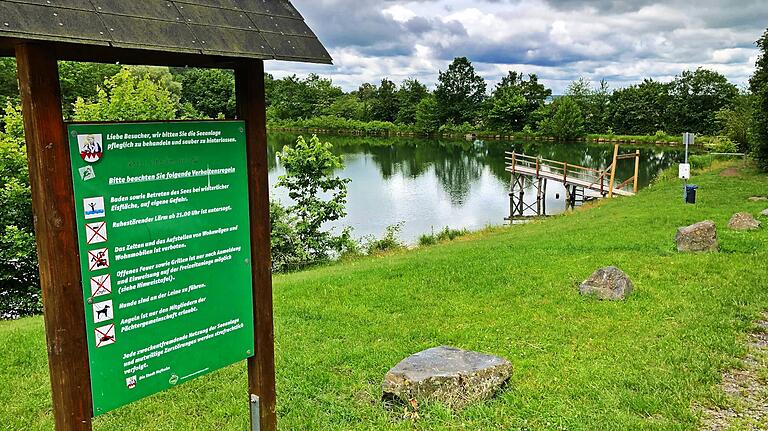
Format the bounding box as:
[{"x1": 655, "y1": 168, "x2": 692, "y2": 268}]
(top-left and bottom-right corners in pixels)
[{"x1": 3, "y1": 162, "x2": 768, "y2": 430}]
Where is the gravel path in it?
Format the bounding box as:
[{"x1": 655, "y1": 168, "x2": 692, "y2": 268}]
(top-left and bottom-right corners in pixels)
[{"x1": 699, "y1": 314, "x2": 768, "y2": 430}]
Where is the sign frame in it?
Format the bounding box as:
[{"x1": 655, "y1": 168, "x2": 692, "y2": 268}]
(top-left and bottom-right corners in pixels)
[
  {"x1": 66, "y1": 120, "x2": 257, "y2": 415},
  {"x1": 15, "y1": 44, "x2": 276, "y2": 431}
]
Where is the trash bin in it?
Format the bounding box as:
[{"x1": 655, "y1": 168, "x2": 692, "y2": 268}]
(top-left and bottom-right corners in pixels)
[{"x1": 685, "y1": 184, "x2": 698, "y2": 204}]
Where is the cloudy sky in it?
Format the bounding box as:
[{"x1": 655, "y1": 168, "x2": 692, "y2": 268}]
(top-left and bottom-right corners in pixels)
[{"x1": 266, "y1": 0, "x2": 766, "y2": 94}]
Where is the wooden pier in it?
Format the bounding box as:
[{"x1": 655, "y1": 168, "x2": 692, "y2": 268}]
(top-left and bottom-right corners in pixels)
[{"x1": 505, "y1": 144, "x2": 640, "y2": 218}]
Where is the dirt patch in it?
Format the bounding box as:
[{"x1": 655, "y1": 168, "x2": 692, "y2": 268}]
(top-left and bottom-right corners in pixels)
[
  {"x1": 720, "y1": 168, "x2": 742, "y2": 177},
  {"x1": 699, "y1": 313, "x2": 768, "y2": 430}
]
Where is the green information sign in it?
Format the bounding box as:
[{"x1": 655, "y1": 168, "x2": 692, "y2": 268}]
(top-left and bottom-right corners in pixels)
[{"x1": 67, "y1": 121, "x2": 255, "y2": 415}]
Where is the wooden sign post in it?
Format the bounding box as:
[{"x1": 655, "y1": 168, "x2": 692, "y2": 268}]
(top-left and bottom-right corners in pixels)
[
  {"x1": 2, "y1": 3, "x2": 331, "y2": 429},
  {"x1": 16, "y1": 42, "x2": 94, "y2": 431}
]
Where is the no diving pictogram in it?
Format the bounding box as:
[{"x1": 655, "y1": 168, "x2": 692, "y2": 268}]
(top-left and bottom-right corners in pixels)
[{"x1": 94, "y1": 324, "x2": 115, "y2": 348}]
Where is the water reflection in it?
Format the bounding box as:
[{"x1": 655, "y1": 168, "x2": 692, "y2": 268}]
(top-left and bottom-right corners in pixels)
[{"x1": 267, "y1": 133, "x2": 684, "y2": 242}]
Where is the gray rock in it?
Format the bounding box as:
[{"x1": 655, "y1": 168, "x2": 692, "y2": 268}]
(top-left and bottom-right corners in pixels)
[
  {"x1": 579, "y1": 266, "x2": 633, "y2": 300},
  {"x1": 382, "y1": 346, "x2": 512, "y2": 408},
  {"x1": 761, "y1": 209, "x2": 768, "y2": 217},
  {"x1": 748, "y1": 196, "x2": 768, "y2": 202},
  {"x1": 728, "y1": 212, "x2": 762, "y2": 230},
  {"x1": 675, "y1": 220, "x2": 719, "y2": 252}
]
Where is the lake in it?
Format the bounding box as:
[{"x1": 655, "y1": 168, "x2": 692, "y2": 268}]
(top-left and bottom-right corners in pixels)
[{"x1": 267, "y1": 133, "x2": 685, "y2": 243}]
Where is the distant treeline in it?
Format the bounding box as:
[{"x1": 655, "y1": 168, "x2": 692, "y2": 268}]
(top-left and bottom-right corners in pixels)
[{"x1": 0, "y1": 52, "x2": 758, "y2": 152}]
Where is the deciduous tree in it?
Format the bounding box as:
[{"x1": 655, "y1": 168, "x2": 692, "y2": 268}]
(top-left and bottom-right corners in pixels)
[
  {"x1": 751, "y1": 29, "x2": 768, "y2": 170},
  {"x1": 434, "y1": 57, "x2": 487, "y2": 125}
]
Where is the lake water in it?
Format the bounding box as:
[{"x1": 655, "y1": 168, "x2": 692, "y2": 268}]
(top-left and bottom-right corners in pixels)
[{"x1": 267, "y1": 133, "x2": 685, "y2": 243}]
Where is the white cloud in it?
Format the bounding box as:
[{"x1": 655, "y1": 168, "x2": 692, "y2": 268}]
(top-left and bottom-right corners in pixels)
[{"x1": 286, "y1": 0, "x2": 763, "y2": 93}]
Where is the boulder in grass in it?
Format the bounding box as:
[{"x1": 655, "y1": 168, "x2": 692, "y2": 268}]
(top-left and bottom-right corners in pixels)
[
  {"x1": 675, "y1": 220, "x2": 719, "y2": 252},
  {"x1": 579, "y1": 266, "x2": 633, "y2": 300},
  {"x1": 761, "y1": 209, "x2": 768, "y2": 217},
  {"x1": 728, "y1": 212, "x2": 762, "y2": 231},
  {"x1": 748, "y1": 196, "x2": 768, "y2": 202},
  {"x1": 382, "y1": 346, "x2": 512, "y2": 408}
]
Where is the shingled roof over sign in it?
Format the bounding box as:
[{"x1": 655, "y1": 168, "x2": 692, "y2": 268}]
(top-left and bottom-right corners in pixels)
[{"x1": 0, "y1": 0, "x2": 332, "y2": 64}]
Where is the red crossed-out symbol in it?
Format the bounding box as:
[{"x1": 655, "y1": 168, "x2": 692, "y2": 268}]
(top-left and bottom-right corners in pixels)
[
  {"x1": 91, "y1": 274, "x2": 111, "y2": 297},
  {"x1": 95, "y1": 324, "x2": 115, "y2": 348},
  {"x1": 88, "y1": 248, "x2": 109, "y2": 271},
  {"x1": 85, "y1": 222, "x2": 107, "y2": 244}
]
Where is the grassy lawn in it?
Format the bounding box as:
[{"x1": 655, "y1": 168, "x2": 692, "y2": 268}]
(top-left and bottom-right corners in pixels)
[{"x1": 2, "y1": 161, "x2": 767, "y2": 430}]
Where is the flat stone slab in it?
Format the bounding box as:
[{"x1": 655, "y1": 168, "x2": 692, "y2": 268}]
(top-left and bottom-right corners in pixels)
[
  {"x1": 676, "y1": 220, "x2": 719, "y2": 252},
  {"x1": 382, "y1": 346, "x2": 512, "y2": 408},
  {"x1": 748, "y1": 196, "x2": 768, "y2": 202},
  {"x1": 579, "y1": 266, "x2": 633, "y2": 300},
  {"x1": 729, "y1": 212, "x2": 762, "y2": 230}
]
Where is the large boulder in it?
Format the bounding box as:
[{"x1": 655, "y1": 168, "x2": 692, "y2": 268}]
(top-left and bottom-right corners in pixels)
[
  {"x1": 579, "y1": 266, "x2": 633, "y2": 300},
  {"x1": 675, "y1": 220, "x2": 719, "y2": 252},
  {"x1": 728, "y1": 212, "x2": 762, "y2": 231},
  {"x1": 382, "y1": 346, "x2": 512, "y2": 408}
]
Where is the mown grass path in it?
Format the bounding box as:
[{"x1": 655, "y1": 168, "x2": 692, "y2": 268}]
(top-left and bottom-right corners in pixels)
[{"x1": 2, "y1": 162, "x2": 767, "y2": 430}]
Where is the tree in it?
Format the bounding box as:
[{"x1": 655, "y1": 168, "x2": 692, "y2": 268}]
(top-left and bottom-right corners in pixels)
[
  {"x1": 609, "y1": 79, "x2": 670, "y2": 135},
  {"x1": 565, "y1": 77, "x2": 612, "y2": 133},
  {"x1": 396, "y1": 78, "x2": 429, "y2": 124},
  {"x1": 176, "y1": 68, "x2": 236, "y2": 118},
  {"x1": 486, "y1": 85, "x2": 527, "y2": 132},
  {"x1": 668, "y1": 68, "x2": 738, "y2": 135},
  {"x1": 356, "y1": 82, "x2": 377, "y2": 121},
  {"x1": 415, "y1": 95, "x2": 441, "y2": 134},
  {"x1": 325, "y1": 94, "x2": 365, "y2": 120},
  {"x1": 276, "y1": 135, "x2": 352, "y2": 264},
  {"x1": 496, "y1": 72, "x2": 551, "y2": 126},
  {"x1": 0, "y1": 58, "x2": 18, "y2": 108},
  {"x1": 540, "y1": 97, "x2": 585, "y2": 141},
  {"x1": 72, "y1": 68, "x2": 182, "y2": 121},
  {"x1": 751, "y1": 29, "x2": 768, "y2": 170},
  {"x1": 434, "y1": 57, "x2": 487, "y2": 125},
  {"x1": 58, "y1": 62, "x2": 122, "y2": 117},
  {"x1": 370, "y1": 78, "x2": 399, "y2": 122},
  {"x1": 716, "y1": 91, "x2": 754, "y2": 151},
  {"x1": 0, "y1": 103, "x2": 38, "y2": 317},
  {"x1": 591, "y1": 79, "x2": 612, "y2": 133},
  {"x1": 269, "y1": 74, "x2": 343, "y2": 120}
]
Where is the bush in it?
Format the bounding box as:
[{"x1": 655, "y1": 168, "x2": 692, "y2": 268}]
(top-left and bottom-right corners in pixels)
[
  {"x1": 364, "y1": 223, "x2": 405, "y2": 254},
  {"x1": 706, "y1": 136, "x2": 739, "y2": 153},
  {"x1": 418, "y1": 226, "x2": 468, "y2": 247},
  {"x1": 274, "y1": 135, "x2": 354, "y2": 270}
]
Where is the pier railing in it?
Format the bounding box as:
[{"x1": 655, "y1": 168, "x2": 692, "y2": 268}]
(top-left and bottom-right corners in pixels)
[{"x1": 505, "y1": 145, "x2": 639, "y2": 197}]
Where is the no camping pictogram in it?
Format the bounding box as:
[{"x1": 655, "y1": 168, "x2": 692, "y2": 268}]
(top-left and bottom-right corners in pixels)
[
  {"x1": 94, "y1": 324, "x2": 115, "y2": 348},
  {"x1": 90, "y1": 274, "x2": 111, "y2": 297},
  {"x1": 88, "y1": 248, "x2": 110, "y2": 271},
  {"x1": 85, "y1": 221, "x2": 108, "y2": 244}
]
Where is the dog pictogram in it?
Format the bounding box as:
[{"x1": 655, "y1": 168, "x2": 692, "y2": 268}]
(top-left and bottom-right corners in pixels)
[{"x1": 92, "y1": 299, "x2": 113, "y2": 323}]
